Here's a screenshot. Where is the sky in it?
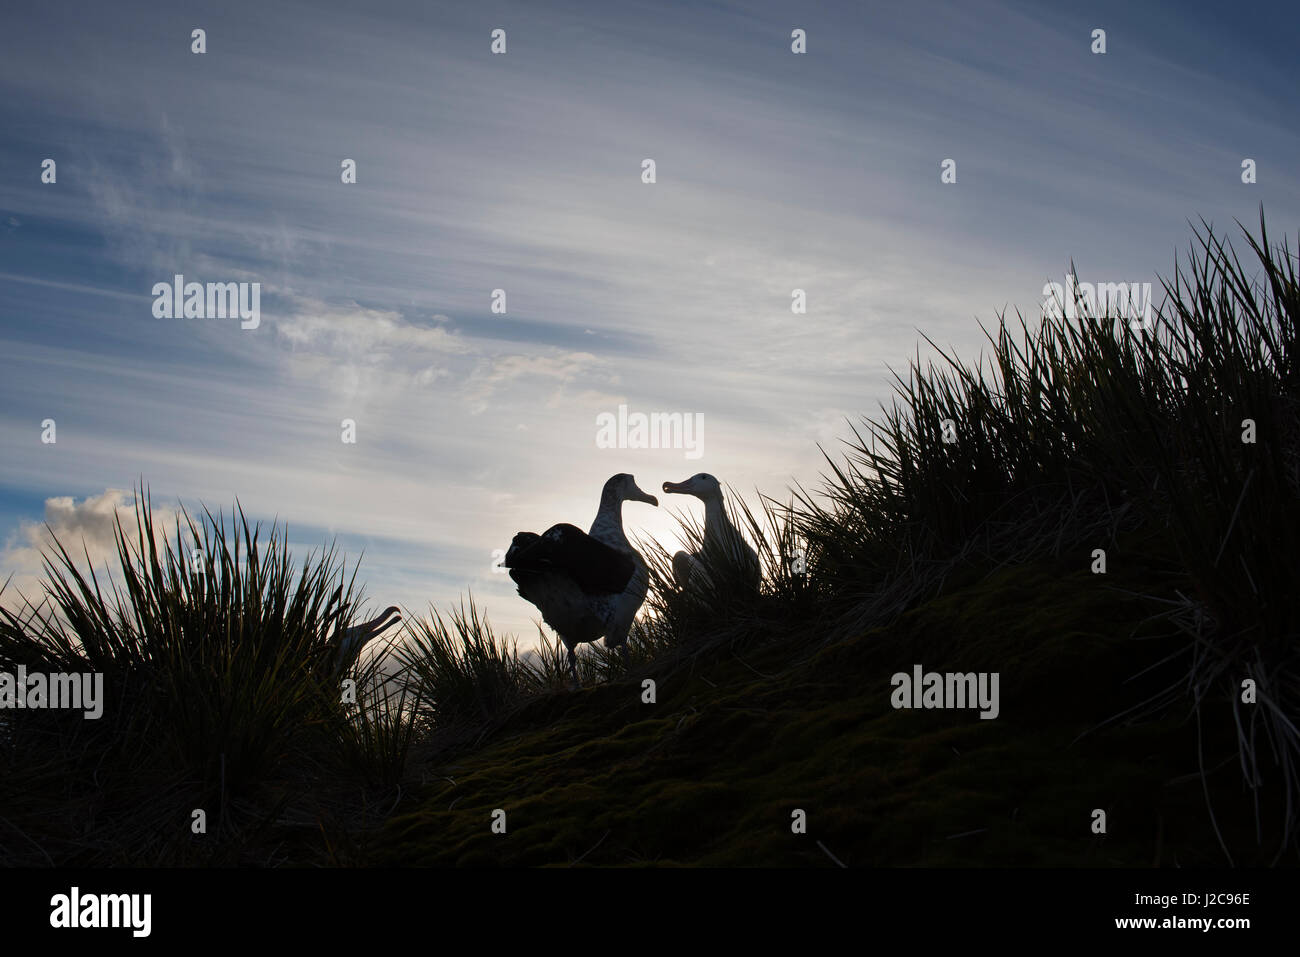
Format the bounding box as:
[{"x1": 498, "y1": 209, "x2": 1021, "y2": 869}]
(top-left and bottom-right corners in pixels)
[{"x1": 2, "y1": 0, "x2": 1298, "y2": 644}]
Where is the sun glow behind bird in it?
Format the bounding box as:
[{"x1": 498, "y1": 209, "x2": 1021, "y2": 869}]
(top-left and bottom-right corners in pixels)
[
  {"x1": 0, "y1": 0, "x2": 1297, "y2": 649},
  {"x1": 515, "y1": 477, "x2": 688, "y2": 568}
]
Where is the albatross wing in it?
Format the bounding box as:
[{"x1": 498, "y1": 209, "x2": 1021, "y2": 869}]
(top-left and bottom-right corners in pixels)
[{"x1": 504, "y1": 523, "x2": 636, "y2": 595}]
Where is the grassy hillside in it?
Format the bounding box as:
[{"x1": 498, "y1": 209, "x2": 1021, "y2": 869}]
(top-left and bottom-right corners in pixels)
[
  {"x1": 374, "y1": 549, "x2": 1265, "y2": 867},
  {"x1": 1, "y1": 211, "x2": 1295, "y2": 866}
]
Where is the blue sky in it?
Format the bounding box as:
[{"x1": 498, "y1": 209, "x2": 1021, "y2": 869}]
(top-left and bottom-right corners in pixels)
[{"x1": 2, "y1": 0, "x2": 1298, "y2": 642}]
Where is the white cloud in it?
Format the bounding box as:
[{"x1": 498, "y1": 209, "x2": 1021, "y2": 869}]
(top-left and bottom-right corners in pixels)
[
  {"x1": 270, "y1": 297, "x2": 472, "y2": 404},
  {"x1": 463, "y1": 350, "x2": 613, "y2": 412},
  {"x1": 275, "y1": 299, "x2": 468, "y2": 357},
  {"x1": 3, "y1": 0, "x2": 1298, "y2": 648},
  {"x1": 0, "y1": 489, "x2": 152, "y2": 613}
]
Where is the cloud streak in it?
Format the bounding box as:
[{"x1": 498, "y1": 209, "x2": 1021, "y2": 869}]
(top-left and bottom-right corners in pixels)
[{"x1": 2, "y1": 0, "x2": 1298, "y2": 639}]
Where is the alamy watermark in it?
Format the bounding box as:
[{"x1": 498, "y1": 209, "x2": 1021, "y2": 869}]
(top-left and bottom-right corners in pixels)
[
  {"x1": 0, "y1": 666, "x2": 103, "y2": 719},
  {"x1": 596, "y1": 404, "x2": 704, "y2": 460},
  {"x1": 1042, "y1": 274, "x2": 1153, "y2": 331},
  {"x1": 152, "y1": 274, "x2": 261, "y2": 329},
  {"x1": 50, "y1": 887, "x2": 150, "y2": 937},
  {"x1": 890, "y1": 664, "x2": 1000, "y2": 720}
]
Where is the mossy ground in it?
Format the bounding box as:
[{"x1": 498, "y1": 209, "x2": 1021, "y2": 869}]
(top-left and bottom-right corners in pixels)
[{"x1": 370, "y1": 554, "x2": 1269, "y2": 867}]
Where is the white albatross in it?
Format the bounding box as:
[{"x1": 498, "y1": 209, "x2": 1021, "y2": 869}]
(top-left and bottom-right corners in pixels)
[
  {"x1": 504, "y1": 473, "x2": 658, "y2": 688},
  {"x1": 662, "y1": 473, "x2": 761, "y2": 591}
]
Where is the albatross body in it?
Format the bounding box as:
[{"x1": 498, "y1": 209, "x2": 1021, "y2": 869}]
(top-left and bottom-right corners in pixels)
[
  {"x1": 505, "y1": 473, "x2": 658, "y2": 687},
  {"x1": 662, "y1": 473, "x2": 760, "y2": 591}
]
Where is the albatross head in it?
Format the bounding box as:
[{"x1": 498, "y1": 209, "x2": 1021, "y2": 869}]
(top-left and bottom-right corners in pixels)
[
  {"x1": 603, "y1": 473, "x2": 659, "y2": 507},
  {"x1": 332, "y1": 605, "x2": 402, "y2": 673},
  {"x1": 662, "y1": 473, "x2": 723, "y2": 501}
]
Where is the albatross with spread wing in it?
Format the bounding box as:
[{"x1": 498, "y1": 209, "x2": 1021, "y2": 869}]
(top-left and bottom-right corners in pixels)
[{"x1": 505, "y1": 473, "x2": 658, "y2": 688}]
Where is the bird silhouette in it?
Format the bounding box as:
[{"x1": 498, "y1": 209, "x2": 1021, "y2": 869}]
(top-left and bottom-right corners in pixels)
[{"x1": 505, "y1": 473, "x2": 658, "y2": 687}]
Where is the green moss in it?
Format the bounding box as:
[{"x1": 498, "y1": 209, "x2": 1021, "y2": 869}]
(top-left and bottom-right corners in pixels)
[{"x1": 369, "y1": 554, "x2": 1268, "y2": 866}]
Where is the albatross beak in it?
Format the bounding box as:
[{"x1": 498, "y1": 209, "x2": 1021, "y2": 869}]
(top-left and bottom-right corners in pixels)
[
  {"x1": 662, "y1": 480, "x2": 690, "y2": 494},
  {"x1": 630, "y1": 482, "x2": 658, "y2": 506},
  {"x1": 360, "y1": 606, "x2": 402, "y2": 642}
]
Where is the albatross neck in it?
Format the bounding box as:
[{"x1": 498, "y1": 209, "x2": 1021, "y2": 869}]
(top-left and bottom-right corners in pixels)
[
  {"x1": 702, "y1": 493, "x2": 734, "y2": 542},
  {"x1": 590, "y1": 497, "x2": 633, "y2": 551}
]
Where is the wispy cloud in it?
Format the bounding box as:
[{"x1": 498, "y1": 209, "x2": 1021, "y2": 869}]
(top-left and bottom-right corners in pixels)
[{"x1": 2, "y1": 0, "x2": 1298, "y2": 639}]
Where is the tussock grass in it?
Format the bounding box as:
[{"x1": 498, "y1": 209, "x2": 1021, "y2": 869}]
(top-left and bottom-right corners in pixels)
[
  {"x1": 397, "y1": 597, "x2": 530, "y2": 728},
  {"x1": 640, "y1": 491, "x2": 822, "y2": 641},
  {"x1": 335, "y1": 630, "x2": 421, "y2": 788},
  {"x1": 0, "y1": 491, "x2": 412, "y2": 863},
  {"x1": 791, "y1": 210, "x2": 1298, "y2": 859},
  {"x1": 1, "y1": 212, "x2": 1295, "y2": 864}
]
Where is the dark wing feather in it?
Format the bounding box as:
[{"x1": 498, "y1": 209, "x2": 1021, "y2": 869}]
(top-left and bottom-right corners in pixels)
[{"x1": 504, "y1": 523, "x2": 635, "y2": 594}]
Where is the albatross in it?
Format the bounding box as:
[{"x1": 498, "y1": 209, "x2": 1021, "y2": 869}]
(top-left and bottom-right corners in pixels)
[
  {"x1": 504, "y1": 473, "x2": 658, "y2": 688},
  {"x1": 329, "y1": 605, "x2": 402, "y2": 676},
  {"x1": 662, "y1": 473, "x2": 761, "y2": 591}
]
